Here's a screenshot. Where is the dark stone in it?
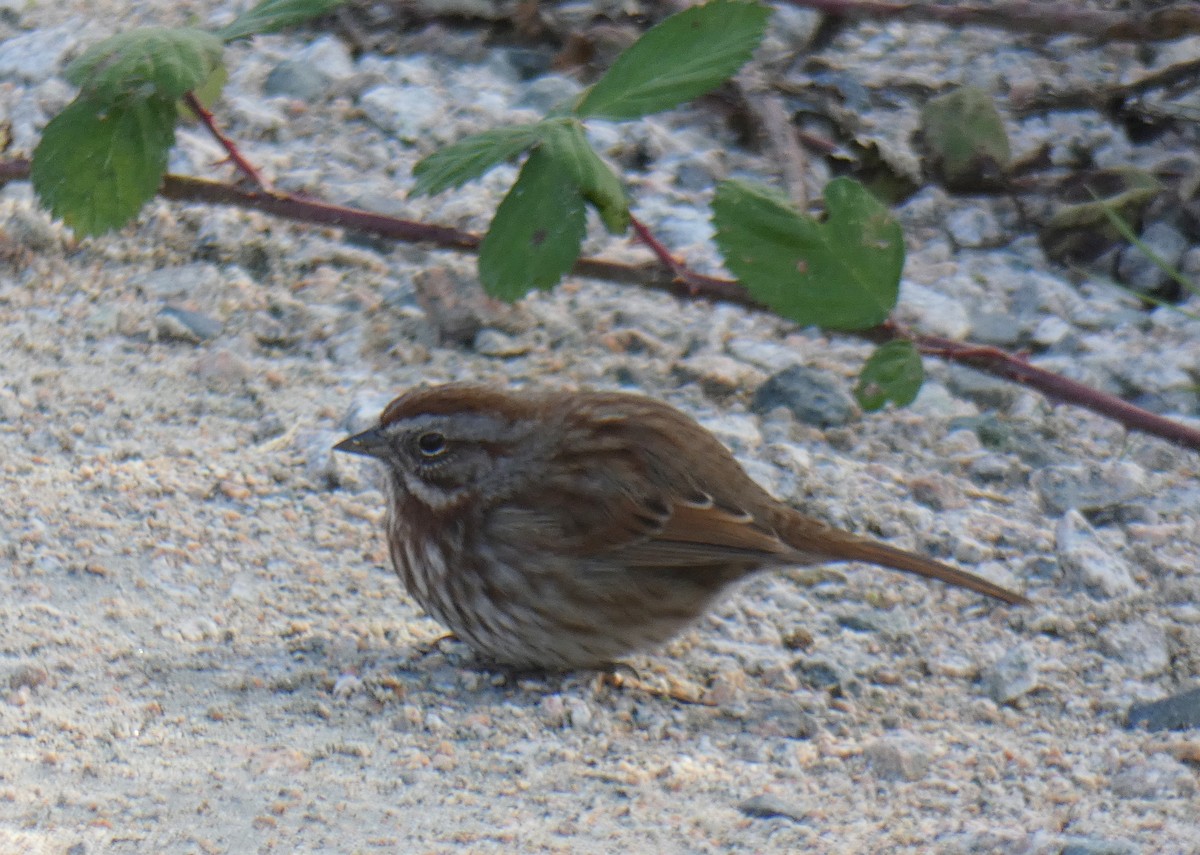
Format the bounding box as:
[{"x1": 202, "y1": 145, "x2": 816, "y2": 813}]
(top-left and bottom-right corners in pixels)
[
  {"x1": 752, "y1": 365, "x2": 857, "y2": 428},
  {"x1": 1127, "y1": 686, "x2": 1200, "y2": 732}
]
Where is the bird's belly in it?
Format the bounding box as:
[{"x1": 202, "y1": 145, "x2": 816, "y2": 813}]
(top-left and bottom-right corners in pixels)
[{"x1": 389, "y1": 530, "x2": 727, "y2": 669}]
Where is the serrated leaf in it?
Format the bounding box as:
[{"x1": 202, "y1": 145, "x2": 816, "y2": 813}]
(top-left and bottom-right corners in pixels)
[
  {"x1": 538, "y1": 119, "x2": 629, "y2": 233},
  {"x1": 479, "y1": 149, "x2": 586, "y2": 301},
  {"x1": 854, "y1": 340, "x2": 924, "y2": 411},
  {"x1": 713, "y1": 177, "x2": 904, "y2": 330},
  {"x1": 218, "y1": 0, "x2": 344, "y2": 42},
  {"x1": 411, "y1": 124, "x2": 544, "y2": 197},
  {"x1": 67, "y1": 27, "x2": 225, "y2": 102},
  {"x1": 32, "y1": 95, "x2": 176, "y2": 236},
  {"x1": 575, "y1": 0, "x2": 771, "y2": 120},
  {"x1": 918, "y1": 86, "x2": 1011, "y2": 191}
]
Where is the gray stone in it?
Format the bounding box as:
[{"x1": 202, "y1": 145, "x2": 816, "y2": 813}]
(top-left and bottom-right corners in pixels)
[
  {"x1": 1127, "y1": 686, "x2": 1200, "y2": 732},
  {"x1": 1031, "y1": 315, "x2": 1072, "y2": 347},
  {"x1": 1032, "y1": 462, "x2": 1148, "y2": 515},
  {"x1": 945, "y1": 364, "x2": 1018, "y2": 409},
  {"x1": 0, "y1": 24, "x2": 78, "y2": 81},
  {"x1": 1110, "y1": 754, "x2": 1196, "y2": 799},
  {"x1": 863, "y1": 736, "x2": 930, "y2": 782},
  {"x1": 946, "y1": 206, "x2": 1004, "y2": 248},
  {"x1": 739, "y1": 793, "x2": 806, "y2": 822},
  {"x1": 897, "y1": 281, "x2": 971, "y2": 339},
  {"x1": 360, "y1": 84, "x2": 445, "y2": 142},
  {"x1": 968, "y1": 311, "x2": 1025, "y2": 347},
  {"x1": 300, "y1": 429, "x2": 346, "y2": 490},
  {"x1": 264, "y1": 60, "x2": 329, "y2": 100},
  {"x1": 299, "y1": 35, "x2": 355, "y2": 81},
  {"x1": 1055, "y1": 510, "x2": 1136, "y2": 598},
  {"x1": 1116, "y1": 221, "x2": 1187, "y2": 294},
  {"x1": 725, "y1": 338, "x2": 803, "y2": 371},
  {"x1": 473, "y1": 328, "x2": 529, "y2": 357},
  {"x1": 752, "y1": 365, "x2": 857, "y2": 428},
  {"x1": 156, "y1": 306, "x2": 223, "y2": 342},
  {"x1": 982, "y1": 643, "x2": 1039, "y2": 704},
  {"x1": 514, "y1": 75, "x2": 582, "y2": 113},
  {"x1": 1059, "y1": 837, "x2": 1141, "y2": 855},
  {"x1": 1100, "y1": 621, "x2": 1170, "y2": 677}
]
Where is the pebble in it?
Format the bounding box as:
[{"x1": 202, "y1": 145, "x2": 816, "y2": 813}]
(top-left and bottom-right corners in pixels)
[
  {"x1": 1128, "y1": 687, "x2": 1200, "y2": 732},
  {"x1": 945, "y1": 205, "x2": 1005, "y2": 248},
  {"x1": 1058, "y1": 837, "x2": 1141, "y2": 855},
  {"x1": 1055, "y1": 510, "x2": 1136, "y2": 598},
  {"x1": 156, "y1": 306, "x2": 223, "y2": 343},
  {"x1": 299, "y1": 430, "x2": 345, "y2": 490},
  {"x1": 672, "y1": 354, "x2": 764, "y2": 399},
  {"x1": 982, "y1": 643, "x2": 1039, "y2": 704},
  {"x1": 738, "y1": 793, "x2": 807, "y2": 823},
  {"x1": 862, "y1": 736, "x2": 930, "y2": 782},
  {"x1": 1100, "y1": 621, "x2": 1170, "y2": 677},
  {"x1": 1116, "y1": 221, "x2": 1187, "y2": 294},
  {"x1": 360, "y1": 84, "x2": 446, "y2": 142},
  {"x1": 0, "y1": 24, "x2": 79, "y2": 81},
  {"x1": 1032, "y1": 462, "x2": 1148, "y2": 515},
  {"x1": 1031, "y1": 314, "x2": 1072, "y2": 347},
  {"x1": 897, "y1": 281, "x2": 971, "y2": 339},
  {"x1": 264, "y1": 60, "x2": 329, "y2": 101},
  {"x1": 751, "y1": 365, "x2": 857, "y2": 428},
  {"x1": 473, "y1": 328, "x2": 530, "y2": 357},
  {"x1": 1109, "y1": 753, "x2": 1196, "y2": 799}
]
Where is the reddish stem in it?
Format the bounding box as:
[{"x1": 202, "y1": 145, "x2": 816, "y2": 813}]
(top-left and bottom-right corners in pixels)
[
  {"x1": 182, "y1": 92, "x2": 272, "y2": 191},
  {"x1": 629, "y1": 215, "x2": 709, "y2": 294}
]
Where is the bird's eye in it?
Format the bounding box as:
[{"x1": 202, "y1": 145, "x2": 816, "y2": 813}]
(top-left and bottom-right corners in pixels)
[{"x1": 415, "y1": 431, "x2": 448, "y2": 457}]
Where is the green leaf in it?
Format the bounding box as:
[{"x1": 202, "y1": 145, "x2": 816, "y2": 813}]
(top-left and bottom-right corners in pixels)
[
  {"x1": 479, "y1": 149, "x2": 586, "y2": 301},
  {"x1": 181, "y1": 62, "x2": 229, "y2": 116},
  {"x1": 575, "y1": 0, "x2": 771, "y2": 120},
  {"x1": 218, "y1": 0, "x2": 344, "y2": 42},
  {"x1": 411, "y1": 124, "x2": 544, "y2": 197},
  {"x1": 918, "y1": 86, "x2": 1011, "y2": 191},
  {"x1": 67, "y1": 27, "x2": 225, "y2": 102},
  {"x1": 854, "y1": 340, "x2": 924, "y2": 411},
  {"x1": 712, "y1": 177, "x2": 905, "y2": 330},
  {"x1": 538, "y1": 119, "x2": 629, "y2": 233},
  {"x1": 32, "y1": 95, "x2": 176, "y2": 236}
]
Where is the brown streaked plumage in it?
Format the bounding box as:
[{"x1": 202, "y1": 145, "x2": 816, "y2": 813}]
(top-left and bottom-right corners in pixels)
[{"x1": 335, "y1": 383, "x2": 1028, "y2": 669}]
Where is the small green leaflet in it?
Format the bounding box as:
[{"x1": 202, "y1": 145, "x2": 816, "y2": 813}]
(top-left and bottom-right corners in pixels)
[
  {"x1": 537, "y1": 120, "x2": 629, "y2": 233},
  {"x1": 575, "y1": 0, "x2": 771, "y2": 120},
  {"x1": 919, "y1": 86, "x2": 1011, "y2": 191},
  {"x1": 712, "y1": 177, "x2": 905, "y2": 330},
  {"x1": 32, "y1": 96, "x2": 176, "y2": 236},
  {"x1": 411, "y1": 124, "x2": 544, "y2": 197},
  {"x1": 218, "y1": 0, "x2": 345, "y2": 42},
  {"x1": 67, "y1": 28, "x2": 225, "y2": 102},
  {"x1": 854, "y1": 340, "x2": 924, "y2": 411},
  {"x1": 479, "y1": 149, "x2": 586, "y2": 301}
]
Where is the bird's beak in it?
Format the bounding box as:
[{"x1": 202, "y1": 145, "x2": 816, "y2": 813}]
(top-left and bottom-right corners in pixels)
[{"x1": 333, "y1": 427, "x2": 390, "y2": 459}]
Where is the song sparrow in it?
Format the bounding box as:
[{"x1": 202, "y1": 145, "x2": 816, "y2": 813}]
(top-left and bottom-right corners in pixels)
[{"x1": 335, "y1": 384, "x2": 1028, "y2": 669}]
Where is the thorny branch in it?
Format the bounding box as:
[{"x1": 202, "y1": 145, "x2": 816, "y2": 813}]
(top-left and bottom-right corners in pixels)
[{"x1": 1, "y1": 155, "x2": 1195, "y2": 452}]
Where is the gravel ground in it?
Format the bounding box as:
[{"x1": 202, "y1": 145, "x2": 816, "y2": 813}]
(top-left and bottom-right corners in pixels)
[{"x1": 2, "y1": 2, "x2": 1200, "y2": 853}]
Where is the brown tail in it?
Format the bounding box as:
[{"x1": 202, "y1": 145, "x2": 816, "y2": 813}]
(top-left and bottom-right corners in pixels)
[{"x1": 779, "y1": 513, "x2": 1030, "y2": 606}]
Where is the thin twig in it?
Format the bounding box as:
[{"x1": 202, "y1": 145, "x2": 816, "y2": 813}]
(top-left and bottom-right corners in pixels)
[
  {"x1": 777, "y1": 0, "x2": 1200, "y2": 42},
  {"x1": 182, "y1": 92, "x2": 273, "y2": 191}
]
